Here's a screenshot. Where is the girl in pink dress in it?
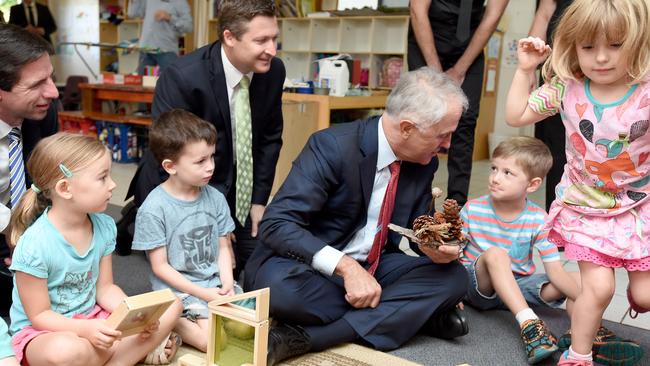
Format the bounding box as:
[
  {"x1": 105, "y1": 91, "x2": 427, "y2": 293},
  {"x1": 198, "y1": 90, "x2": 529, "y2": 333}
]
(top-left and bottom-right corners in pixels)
[{"x1": 506, "y1": 0, "x2": 650, "y2": 365}]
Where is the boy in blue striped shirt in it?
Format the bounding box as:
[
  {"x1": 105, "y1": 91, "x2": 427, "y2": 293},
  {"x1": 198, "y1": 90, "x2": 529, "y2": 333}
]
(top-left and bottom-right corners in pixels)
[{"x1": 460, "y1": 137, "x2": 637, "y2": 365}]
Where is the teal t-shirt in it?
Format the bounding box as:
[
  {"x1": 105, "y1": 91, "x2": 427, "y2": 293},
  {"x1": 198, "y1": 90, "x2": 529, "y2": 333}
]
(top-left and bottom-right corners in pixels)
[
  {"x1": 9, "y1": 210, "x2": 116, "y2": 335},
  {"x1": 0, "y1": 318, "x2": 13, "y2": 360}
]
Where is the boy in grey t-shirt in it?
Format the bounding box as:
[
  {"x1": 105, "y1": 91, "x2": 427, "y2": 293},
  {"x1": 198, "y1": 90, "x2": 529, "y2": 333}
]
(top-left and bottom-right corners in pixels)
[{"x1": 133, "y1": 109, "x2": 240, "y2": 352}]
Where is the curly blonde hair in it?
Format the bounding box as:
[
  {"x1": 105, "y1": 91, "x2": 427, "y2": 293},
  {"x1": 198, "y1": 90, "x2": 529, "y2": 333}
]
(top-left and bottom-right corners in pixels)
[{"x1": 542, "y1": 0, "x2": 650, "y2": 84}]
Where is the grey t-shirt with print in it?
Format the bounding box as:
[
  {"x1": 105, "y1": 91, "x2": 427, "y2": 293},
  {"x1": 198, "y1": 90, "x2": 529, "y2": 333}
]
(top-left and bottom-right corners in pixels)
[{"x1": 133, "y1": 185, "x2": 235, "y2": 295}]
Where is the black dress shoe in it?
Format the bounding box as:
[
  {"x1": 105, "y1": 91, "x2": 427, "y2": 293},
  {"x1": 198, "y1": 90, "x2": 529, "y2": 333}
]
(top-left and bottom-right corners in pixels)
[
  {"x1": 267, "y1": 323, "x2": 311, "y2": 365},
  {"x1": 423, "y1": 308, "x2": 469, "y2": 339}
]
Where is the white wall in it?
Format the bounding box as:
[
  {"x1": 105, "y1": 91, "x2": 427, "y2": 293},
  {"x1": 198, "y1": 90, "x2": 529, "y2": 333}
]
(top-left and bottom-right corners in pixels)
[{"x1": 50, "y1": 0, "x2": 100, "y2": 83}]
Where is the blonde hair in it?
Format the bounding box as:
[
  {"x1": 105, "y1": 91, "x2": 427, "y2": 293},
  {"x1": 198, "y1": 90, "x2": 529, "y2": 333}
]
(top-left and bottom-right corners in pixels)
[
  {"x1": 9, "y1": 133, "x2": 108, "y2": 246},
  {"x1": 492, "y1": 136, "x2": 553, "y2": 180},
  {"x1": 542, "y1": 0, "x2": 650, "y2": 84}
]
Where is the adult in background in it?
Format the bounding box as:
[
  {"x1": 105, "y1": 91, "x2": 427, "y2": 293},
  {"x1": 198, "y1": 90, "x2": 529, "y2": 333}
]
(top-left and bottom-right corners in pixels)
[
  {"x1": 8, "y1": 0, "x2": 57, "y2": 44},
  {"x1": 124, "y1": 0, "x2": 284, "y2": 278},
  {"x1": 0, "y1": 23, "x2": 59, "y2": 316},
  {"x1": 408, "y1": 0, "x2": 508, "y2": 206},
  {"x1": 528, "y1": 0, "x2": 573, "y2": 211},
  {"x1": 127, "y1": 0, "x2": 193, "y2": 75},
  {"x1": 246, "y1": 68, "x2": 470, "y2": 365}
]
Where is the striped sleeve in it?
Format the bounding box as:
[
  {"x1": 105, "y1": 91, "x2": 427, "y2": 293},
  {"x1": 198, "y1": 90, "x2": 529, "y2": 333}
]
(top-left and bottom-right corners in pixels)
[
  {"x1": 530, "y1": 208, "x2": 560, "y2": 262},
  {"x1": 528, "y1": 77, "x2": 566, "y2": 116}
]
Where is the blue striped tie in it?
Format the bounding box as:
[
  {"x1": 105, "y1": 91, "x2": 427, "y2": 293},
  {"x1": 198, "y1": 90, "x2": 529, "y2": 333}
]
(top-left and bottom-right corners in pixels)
[{"x1": 8, "y1": 128, "x2": 25, "y2": 208}]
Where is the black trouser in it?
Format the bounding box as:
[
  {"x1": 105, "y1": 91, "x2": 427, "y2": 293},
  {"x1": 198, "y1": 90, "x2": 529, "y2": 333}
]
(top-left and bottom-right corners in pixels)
[
  {"x1": 251, "y1": 252, "x2": 467, "y2": 350},
  {"x1": 0, "y1": 235, "x2": 12, "y2": 317},
  {"x1": 408, "y1": 41, "x2": 484, "y2": 206},
  {"x1": 226, "y1": 185, "x2": 261, "y2": 280},
  {"x1": 534, "y1": 113, "x2": 566, "y2": 211}
]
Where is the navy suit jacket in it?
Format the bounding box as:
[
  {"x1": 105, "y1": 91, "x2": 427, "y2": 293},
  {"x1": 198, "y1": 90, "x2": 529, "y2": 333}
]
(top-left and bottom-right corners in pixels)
[
  {"x1": 9, "y1": 3, "x2": 57, "y2": 44},
  {"x1": 127, "y1": 42, "x2": 285, "y2": 211},
  {"x1": 245, "y1": 116, "x2": 438, "y2": 289}
]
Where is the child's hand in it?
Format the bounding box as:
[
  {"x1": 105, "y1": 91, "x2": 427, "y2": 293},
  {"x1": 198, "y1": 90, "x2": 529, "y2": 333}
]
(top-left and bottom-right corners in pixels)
[
  {"x1": 217, "y1": 283, "x2": 235, "y2": 296},
  {"x1": 517, "y1": 37, "x2": 551, "y2": 72},
  {"x1": 139, "y1": 320, "x2": 160, "y2": 340},
  {"x1": 81, "y1": 319, "x2": 122, "y2": 350},
  {"x1": 199, "y1": 287, "x2": 225, "y2": 302}
]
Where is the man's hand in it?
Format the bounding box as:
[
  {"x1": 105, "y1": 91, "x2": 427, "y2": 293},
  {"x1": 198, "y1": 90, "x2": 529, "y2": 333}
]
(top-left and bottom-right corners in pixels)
[
  {"x1": 418, "y1": 244, "x2": 461, "y2": 264},
  {"x1": 445, "y1": 66, "x2": 466, "y2": 86},
  {"x1": 155, "y1": 10, "x2": 171, "y2": 22},
  {"x1": 335, "y1": 256, "x2": 382, "y2": 309},
  {"x1": 249, "y1": 204, "x2": 265, "y2": 237},
  {"x1": 517, "y1": 37, "x2": 551, "y2": 73}
]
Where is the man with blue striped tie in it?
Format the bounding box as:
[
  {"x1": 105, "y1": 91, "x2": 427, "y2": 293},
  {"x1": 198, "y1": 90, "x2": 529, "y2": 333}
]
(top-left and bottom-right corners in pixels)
[{"x1": 0, "y1": 24, "x2": 58, "y2": 316}]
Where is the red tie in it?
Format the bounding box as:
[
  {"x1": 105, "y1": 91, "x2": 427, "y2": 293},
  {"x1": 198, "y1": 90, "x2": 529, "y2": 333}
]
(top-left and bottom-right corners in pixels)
[{"x1": 367, "y1": 161, "x2": 401, "y2": 275}]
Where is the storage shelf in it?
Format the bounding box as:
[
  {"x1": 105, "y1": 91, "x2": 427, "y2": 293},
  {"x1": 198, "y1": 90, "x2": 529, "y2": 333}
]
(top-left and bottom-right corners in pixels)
[{"x1": 278, "y1": 16, "x2": 409, "y2": 89}]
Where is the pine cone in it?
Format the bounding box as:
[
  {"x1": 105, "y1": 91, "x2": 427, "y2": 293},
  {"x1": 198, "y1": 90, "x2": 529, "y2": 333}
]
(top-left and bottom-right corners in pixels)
[
  {"x1": 413, "y1": 215, "x2": 436, "y2": 231},
  {"x1": 433, "y1": 212, "x2": 446, "y2": 225},
  {"x1": 442, "y1": 199, "x2": 463, "y2": 241},
  {"x1": 413, "y1": 215, "x2": 449, "y2": 246}
]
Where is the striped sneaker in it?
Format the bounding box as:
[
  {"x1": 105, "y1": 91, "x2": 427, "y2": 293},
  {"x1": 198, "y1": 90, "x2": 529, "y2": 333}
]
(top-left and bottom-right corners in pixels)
[
  {"x1": 521, "y1": 319, "x2": 558, "y2": 364},
  {"x1": 557, "y1": 326, "x2": 643, "y2": 366},
  {"x1": 557, "y1": 350, "x2": 593, "y2": 366}
]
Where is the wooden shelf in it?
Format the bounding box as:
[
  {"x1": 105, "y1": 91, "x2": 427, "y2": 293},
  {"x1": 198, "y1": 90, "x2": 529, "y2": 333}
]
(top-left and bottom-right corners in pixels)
[
  {"x1": 86, "y1": 111, "x2": 151, "y2": 126},
  {"x1": 277, "y1": 16, "x2": 410, "y2": 88},
  {"x1": 80, "y1": 83, "x2": 154, "y2": 126}
]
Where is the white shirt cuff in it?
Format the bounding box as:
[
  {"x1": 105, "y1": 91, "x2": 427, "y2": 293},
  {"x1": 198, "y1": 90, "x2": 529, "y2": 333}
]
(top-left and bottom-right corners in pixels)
[
  {"x1": 0, "y1": 204, "x2": 9, "y2": 233},
  {"x1": 311, "y1": 245, "x2": 345, "y2": 276}
]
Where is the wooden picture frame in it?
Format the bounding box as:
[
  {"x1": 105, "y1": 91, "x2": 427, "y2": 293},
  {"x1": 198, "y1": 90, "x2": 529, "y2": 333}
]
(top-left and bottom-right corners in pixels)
[
  {"x1": 105, "y1": 288, "x2": 176, "y2": 337},
  {"x1": 178, "y1": 288, "x2": 270, "y2": 366}
]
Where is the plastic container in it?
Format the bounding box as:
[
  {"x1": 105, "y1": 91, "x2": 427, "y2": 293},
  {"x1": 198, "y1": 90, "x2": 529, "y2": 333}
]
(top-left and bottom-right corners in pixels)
[
  {"x1": 319, "y1": 60, "x2": 349, "y2": 97},
  {"x1": 58, "y1": 111, "x2": 97, "y2": 137},
  {"x1": 96, "y1": 121, "x2": 148, "y2": 163}
]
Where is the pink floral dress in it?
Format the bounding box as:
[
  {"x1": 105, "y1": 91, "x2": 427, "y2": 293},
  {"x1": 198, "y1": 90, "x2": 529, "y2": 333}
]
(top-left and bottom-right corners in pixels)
[{"x1": 529, "y1": 77, "x2": 650, "y2": 266}]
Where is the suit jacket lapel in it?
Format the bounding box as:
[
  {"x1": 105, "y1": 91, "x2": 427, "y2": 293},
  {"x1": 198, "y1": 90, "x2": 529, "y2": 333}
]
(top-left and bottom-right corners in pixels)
[
  {"x1": 208, "y1": 42, "x2": 233, "y2": 145},
  {"x1": 359, "y1": 117, "x2": 380, "y2": 213}
]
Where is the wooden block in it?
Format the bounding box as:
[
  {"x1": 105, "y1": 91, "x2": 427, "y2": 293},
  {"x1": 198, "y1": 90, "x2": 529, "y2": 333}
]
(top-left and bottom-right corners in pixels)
[
  {"x1": 206, "y1": 288, "x2": 271, "y2": 366},
  {"x1": 177, "y1": 354, "x2": 206, "y2": 366},
  {"x1": 105, "y1": 288, "x2": 176, "y2": 337}
]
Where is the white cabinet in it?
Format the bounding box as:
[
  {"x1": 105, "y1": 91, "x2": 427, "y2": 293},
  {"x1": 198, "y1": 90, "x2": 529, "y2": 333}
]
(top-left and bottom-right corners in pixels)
[{"x1": 278, "y1": 16, "x2": 409, "y2": 89}]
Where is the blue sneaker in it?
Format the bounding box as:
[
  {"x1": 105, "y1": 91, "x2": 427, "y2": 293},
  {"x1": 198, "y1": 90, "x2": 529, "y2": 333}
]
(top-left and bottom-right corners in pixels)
[
  {"x1": 521, "y1": 319, "x2": 559, "y2": 364},
  {"x1": 557, "y1": 326, "x2": 643, "y2": 366}
]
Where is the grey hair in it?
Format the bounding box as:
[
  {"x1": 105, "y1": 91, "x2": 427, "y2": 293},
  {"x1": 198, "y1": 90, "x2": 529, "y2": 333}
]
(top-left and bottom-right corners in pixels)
[{"x1": 385, "y1": 67, "x2": 468, "y2": 129}]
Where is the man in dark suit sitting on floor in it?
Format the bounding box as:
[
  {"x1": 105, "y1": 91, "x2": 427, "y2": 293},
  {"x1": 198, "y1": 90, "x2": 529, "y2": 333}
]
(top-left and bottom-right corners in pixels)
[
  {"x1": 245, "y1": 67, "x2": 471, "y2": 365},
  {"x1": 0, "y1": 24, "x2": 59, "y2": 316}
]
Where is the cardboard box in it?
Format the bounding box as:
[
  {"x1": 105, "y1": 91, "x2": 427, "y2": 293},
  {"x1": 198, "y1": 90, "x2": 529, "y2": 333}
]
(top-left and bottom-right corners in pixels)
[
  {"x1": 100, "y1": 72, "x2": 124, "y2": 85},
  {"x1": 143, "y1": 76, "x2": 159, "y2": 88},
  {"x1": 124, "y1": 74, "x2": 143, "y2": 86}
]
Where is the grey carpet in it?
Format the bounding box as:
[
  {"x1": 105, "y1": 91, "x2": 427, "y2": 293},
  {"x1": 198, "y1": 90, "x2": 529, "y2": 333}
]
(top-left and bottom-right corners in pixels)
[{"x1": 108, "y1": 204, "x2": 650, "y2": 366}]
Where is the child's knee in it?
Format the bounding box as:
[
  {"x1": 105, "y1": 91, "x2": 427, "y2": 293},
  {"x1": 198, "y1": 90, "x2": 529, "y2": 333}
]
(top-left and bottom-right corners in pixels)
[
  {"x1": 582, "y1": 280, "x2": 615, "y2": 304},
  {"x1": 38, "y1": 332, "x2": 96, "y2": 366},
  {"x1": 630, "y1": 286, "x2": 650, "y2": 308},
  {"x1": 169, "y1": 298, "x2": 183, "y2": 318},
  {"x1": 482, "y1": 247, "x2": 510, "y2": 265}
]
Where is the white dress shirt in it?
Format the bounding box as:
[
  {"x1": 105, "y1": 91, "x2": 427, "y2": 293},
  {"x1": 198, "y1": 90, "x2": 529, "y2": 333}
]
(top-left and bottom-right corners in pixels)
[
  {"x1": 0, "y1": 120, "x2": 17, "y2": 232},
  {"x1": 221, "y1": 46, "x2": 254, "y2": 162},
  {"x1": 311, "y1": 118, "x2": 399, "y2": 276},
  {"x1": 23, "y1": 2, "x2": 37, "y2": 26}
]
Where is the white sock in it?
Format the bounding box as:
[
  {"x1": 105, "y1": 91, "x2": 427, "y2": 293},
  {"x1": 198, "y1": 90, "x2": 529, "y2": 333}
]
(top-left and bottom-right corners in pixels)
[
  {"x1": 515, "y1": 308, "x2": 538, "y2": 327},
  {"x1": 569, "y1": 346, "x2": 593, "y2": 361}
]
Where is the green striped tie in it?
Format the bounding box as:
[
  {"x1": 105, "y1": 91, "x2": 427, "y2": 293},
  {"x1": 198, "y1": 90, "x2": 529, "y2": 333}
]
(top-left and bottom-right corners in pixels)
[{"x1": 235, "y1": 76, "x2": 253, "y2": 225}]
